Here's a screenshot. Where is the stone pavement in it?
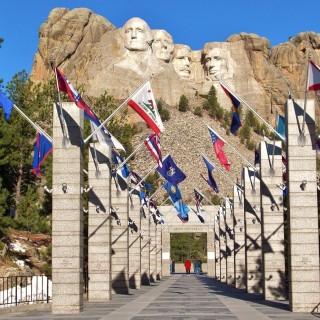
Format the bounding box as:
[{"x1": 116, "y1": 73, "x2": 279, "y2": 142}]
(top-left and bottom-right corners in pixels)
[{"x1": 0, "y1": 274, "x2": 318, "y2": 320}]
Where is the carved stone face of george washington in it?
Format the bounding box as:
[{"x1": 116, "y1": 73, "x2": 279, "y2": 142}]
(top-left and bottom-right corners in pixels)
[{"x1": 123, "y1": 17, "x2": 152, "y2": 52}]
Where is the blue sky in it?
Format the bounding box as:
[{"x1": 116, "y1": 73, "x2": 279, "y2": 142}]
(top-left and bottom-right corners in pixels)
[{"x1": 1, "y1": 0, "x2": 319, "y2": 86}]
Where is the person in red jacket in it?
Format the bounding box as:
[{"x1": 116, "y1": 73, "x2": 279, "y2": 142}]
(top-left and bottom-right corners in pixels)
[{"x1": 184, "y1": 259, "x2": 191, "y2": 275}]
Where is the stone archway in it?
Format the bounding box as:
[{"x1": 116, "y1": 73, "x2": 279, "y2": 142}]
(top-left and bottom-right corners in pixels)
[{"x1": 159, "y1": 205, "x2": 216, "y2": 277}]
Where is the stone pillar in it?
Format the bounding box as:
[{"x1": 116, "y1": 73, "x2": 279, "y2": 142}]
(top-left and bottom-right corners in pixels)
[
  {"x1": 219, "y1": 204, "x2": 227, "y2": 282},
  {"x1": 260, "y1": 139, "x2": 285, "y2": 300},
  {"x1": 156, "y1": 227, "x2": 162, "y2": 280},
  {"x1": 233, "y1": 183, "x2": 246, "y2": 289},
  {"x1": 161, "y1": 230, "x2": 170, "y2": 277},
  {"x1": 88, "y1": 143, "x2": 112, "y2": 301},
  {"x1": 128, "y1": 192, "x2": 141, "y2": 289},
  {"x1": 207, "y1": 229, "x2": 215, "y2": 277},
  {"x1": 225, "y1": 197, "x2": 235, "y2": 285},
  {"x1": 244, "y1": 166, "x2": 262, "y2": 294},
  {"x1": 214, "y1": 213, "x2": 220, "y2": 279},
  {"x1": 111, "y1": 174, "x2": 129, "y2": 294},
  {"x1": 286, "y1": 98, "x2": 320, "y2": 312},
  {"x1": 149, "y1": 220, "x2": 157, "y2": 282},
  {"x1": 141, "y1": 210, "x2": 151, "y2": 284},
  {"x1": 52, "y1": 102, "x2": 83, "y2": 314}
]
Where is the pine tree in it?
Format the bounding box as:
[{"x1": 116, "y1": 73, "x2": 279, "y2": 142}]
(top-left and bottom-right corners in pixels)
[
  {"x1": 178, "y1": 95, "x2": 189, "y2": 112},
  {"x1": 202, "y1": 86, "x2": 224, "y2": 120}
]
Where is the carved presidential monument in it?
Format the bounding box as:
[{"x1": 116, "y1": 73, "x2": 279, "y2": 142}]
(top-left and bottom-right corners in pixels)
[{"x1": 31, "y1": 8, "x2": 320, "y2": 117}]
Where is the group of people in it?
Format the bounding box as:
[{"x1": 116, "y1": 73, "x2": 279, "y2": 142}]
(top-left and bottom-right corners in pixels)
[
  {"x1": 170, "y1": 259, "x2": 202, "y2": 275},
  {"x1": 184, "y1": 259, "x2": 202, "y2": 276}
]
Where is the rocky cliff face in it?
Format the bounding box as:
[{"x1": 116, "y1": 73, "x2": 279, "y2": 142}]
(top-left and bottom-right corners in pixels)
[
  {"x1": 31, "y1": 8, "x2": 320, "y2": 119},
  {"x1": 130, "y1": 104, "x2": 258, "y2": 203},
  {"x1": 30, "y1": 8, "x2": 320, "y2": 199}
]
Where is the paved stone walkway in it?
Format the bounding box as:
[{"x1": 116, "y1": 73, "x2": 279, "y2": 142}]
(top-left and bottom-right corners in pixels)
[{"x1": 0, "y1": 274, "x2": 318, "y2": 319}]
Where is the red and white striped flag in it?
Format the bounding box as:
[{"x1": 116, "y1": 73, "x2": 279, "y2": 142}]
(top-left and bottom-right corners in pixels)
[
  {"x1": 308, "y1": 60, "x2": 320, "y2": 91},
  {"x1": 144, "y1": 133, "x2": 163, "y2": 167}
]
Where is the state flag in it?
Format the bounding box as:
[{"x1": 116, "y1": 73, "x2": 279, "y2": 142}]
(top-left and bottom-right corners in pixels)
[
  {"x1": 157, "y1": 154, "x2": 186, "y2": 185},
  {"x1": 173, "y1": 200, "x2": 190, "y2": 223},
  {"x1": 144, "y1": 132, "x2": 162, "y2": 167},
  {"x1": 308, "y1": 60, "x2": 320, "y2": 91},
  {"x1": 163, "y1": 181, "x2": 182, "y2": 203},
  {"x1": 56, "y1": 67, "x2": 125, "y2": 151},
  {"x1": 0, "y1": 91, "x2": 13, "y2": 121},
  {"x1": 220, "y1": 83, "x2": 242, "y2": 134},
  {"x1": 201, "y1": 155, "x2": 219, "y2": 193},
  {"x1": 191, "y1": 207, "x2": 205, "y2": 224},
  {"x1": 127, "y1": 81, "x2": 164, "y2": 134},
  {"x1": 194, "y1": 189, "x2": 204, "y2": 214},
  {"x1": 207, "y1": 126, "x2": 230, "y2": 171},
  {"x1": 90, "y1": 122, "x2": 125, "y2": 152},
  {"x1": 254, "y1": 148, "x2": 260, "y2": 166},
  {"x1": 31, "y1": 133, "x2": 53, "y2": 176},
  {"x1": 276, "y1": 113, "x2": 286, "y2": 141},
  {"x1": 112, "y1": 149, "x2": 130, "y2": 178},
  {"x1": 130, "y1": 171, "x2": 153, "y2": 190},
  {"x1": 56, "y1": 67, "x2": 97, "y2": 121}
]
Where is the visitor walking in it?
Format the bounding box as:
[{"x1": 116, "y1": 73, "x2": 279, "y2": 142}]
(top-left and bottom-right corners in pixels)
[
  {"x1": 184, "y1": 259, "x2": 191, "y2": 275},
  {"x1": 194, "y1": 259, "x2": 201, "y2": 275},
  {"x1": 171, "y1": 259, "x2": 175, "y2": 273}
]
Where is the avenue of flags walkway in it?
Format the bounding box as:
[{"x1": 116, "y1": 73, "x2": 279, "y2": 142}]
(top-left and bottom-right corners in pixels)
[{"x1": 0, "y1": 275, "x2": 317, "y2": 320}]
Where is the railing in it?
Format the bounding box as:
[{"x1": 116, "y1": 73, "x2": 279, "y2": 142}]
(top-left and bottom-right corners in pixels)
[{"x1": 0, "y1": 275, "x2": 52, "y2": 307}]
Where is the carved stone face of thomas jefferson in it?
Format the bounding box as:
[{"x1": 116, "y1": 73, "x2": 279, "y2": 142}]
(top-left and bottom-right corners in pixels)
[
  {"x1": 152, "y1": 30, "x2": 174, "y2": 62},
  {"x1": 203, "y1": 47, "x2": 228, "y2": 80},
  {"x1": 172, "y1": 45, "x2": 191, "y2": 78},
  {"x1": 123, "y1": 17, "x2": 153, "y2": 52}
]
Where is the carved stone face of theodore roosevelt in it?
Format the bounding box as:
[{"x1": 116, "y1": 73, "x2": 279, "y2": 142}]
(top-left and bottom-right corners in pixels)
[{"x1": 123, "y1": 17, "x2": 153, "y2": 52}]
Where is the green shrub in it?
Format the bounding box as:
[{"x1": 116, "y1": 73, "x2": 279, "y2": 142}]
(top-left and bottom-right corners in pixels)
[
  {"x1": 178, "y1": 95, "x2": 189, "y2": 112},
  {"x1": 193, "y1": 106, "x2": 202, "y2": 117},
  {"x1": 246, "y1": 139, "x2": 256, "y2": 150},
  {"x1": 160, "y1": 108, "x2": 170, "y2": 121}
]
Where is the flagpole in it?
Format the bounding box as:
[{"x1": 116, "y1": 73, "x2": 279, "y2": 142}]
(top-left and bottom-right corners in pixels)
[
  {"x1": 192, "y1": 189, "x2": 221, "y2": 211},
  {"x1": 159, "y1": 196, "x2": 182, "y2": 231},
  {"x1": 158, "y1": 196, "x2": 170, "y2": 207},
  {"x1": 128, "y1": 163, "x2": 158, "y2": 195},
  {"x1": 52, "y1": 63, "x2": 70, "y2": 148},
  {"x1": 192, "y1": 189, "x2": 221, "y2": 224},
  {"x1": 148, "y1": 183, "x2": 164, "y2": 200},
  {"x1": 298, "y1": 52, "x2": 311, "y2": 146},
  {"x1": 115, "y1": 136, "x2": 150, "y2": 172},
  {"x1": 234, "y1": 183, "x2": 243, "y2": 207},
  {"x1": 160, "y1": 199, "x2": 178, "y2": 231},
  {"x1": 217, "y1": 78, "x2": 285, "y2": 142},
  {"x1": 91, "y1": 142, "x2": 102, "y2": 178},
  {"x1": 207, "y1": 126, "x2": 257, "y2": 171},
  {"x1": 264, "y1": 130, "x2": 276, "y2": 176},
  {"x1": 202, "y1": 153, "x2": 243, "y2": 193},
  {"x1": 13, "y1": 105, "x2": 52, "y2": 142},
  {"x1": 239, "y1": 166, "x2": 244, "y2": 205},
  {"x1": 84, "y1": 77, "x2": 151, "y2": 145},
  {"x1": 271, "y1": 114, "x2": 277, "y2": 170}
]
